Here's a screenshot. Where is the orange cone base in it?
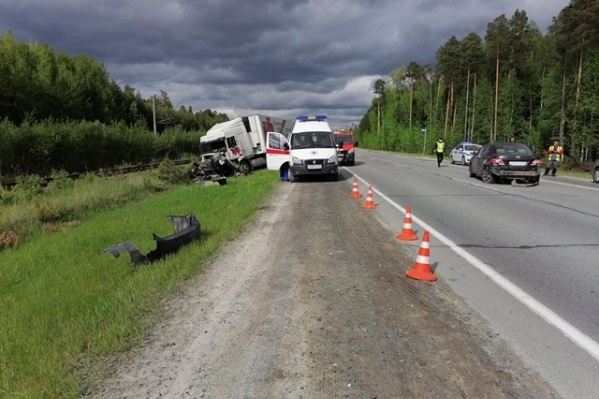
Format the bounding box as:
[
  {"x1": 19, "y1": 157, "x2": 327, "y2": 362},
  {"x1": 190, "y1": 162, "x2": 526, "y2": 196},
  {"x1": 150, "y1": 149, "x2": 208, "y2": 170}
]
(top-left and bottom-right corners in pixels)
[
  {"x1": 396, "y1": 231, "x2": 418, "y2": 241},
  {"x1": 406, "y1": 264, "x2": 437, "y2": 282},
  {"x1": 350, "y1": 192, "x2": 363, "y2": 199},
  {"x1": 362, "y1": 202, "x2": 377, "y2": 210}
]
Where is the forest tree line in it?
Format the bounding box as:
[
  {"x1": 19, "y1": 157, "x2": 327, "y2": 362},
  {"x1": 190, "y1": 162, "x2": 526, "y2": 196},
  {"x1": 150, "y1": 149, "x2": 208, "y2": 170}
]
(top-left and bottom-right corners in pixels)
[
  {"x1": 0, "y1": 31, "x2": 228, "y2": 177},
  {"x1": 355, "y1": 0, "x2": 599, "y2": 163}
]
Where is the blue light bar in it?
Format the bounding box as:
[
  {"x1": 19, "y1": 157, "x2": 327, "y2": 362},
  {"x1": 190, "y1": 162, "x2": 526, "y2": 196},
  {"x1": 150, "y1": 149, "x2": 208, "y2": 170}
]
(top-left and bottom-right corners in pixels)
[{"x1": 296, "y1": 115, "x2": 327, "y2": 122}]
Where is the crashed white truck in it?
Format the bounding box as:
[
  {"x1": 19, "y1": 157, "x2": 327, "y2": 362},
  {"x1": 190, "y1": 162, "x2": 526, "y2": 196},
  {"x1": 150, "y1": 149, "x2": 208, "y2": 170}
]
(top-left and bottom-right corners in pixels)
[{"x1": 198, "y1": 115, "x2": 292, "y2": 175}]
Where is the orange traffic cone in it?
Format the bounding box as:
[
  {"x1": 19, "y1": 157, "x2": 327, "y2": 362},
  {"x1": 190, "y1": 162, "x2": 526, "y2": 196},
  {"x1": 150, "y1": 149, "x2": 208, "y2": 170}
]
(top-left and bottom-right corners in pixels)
[
  {"x1": 349, "y1": 178, "x2": 363, "y2": 199},
  {"x1": 406, "y1": 231, "x2": 437, "y2": 282},
  {"x1": 396, "y1": 205, "x2": 419, "y2": 241},
  {"x1": 362, "y1": 185, "x2": 377, "y2": 209}
]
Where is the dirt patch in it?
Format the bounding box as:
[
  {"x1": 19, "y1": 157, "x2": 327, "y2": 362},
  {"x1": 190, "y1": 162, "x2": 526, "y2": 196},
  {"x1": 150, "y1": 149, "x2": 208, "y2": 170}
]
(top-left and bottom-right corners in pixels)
[{"x1": 89, "y1": 180, "x2": 562, "y2": 399}]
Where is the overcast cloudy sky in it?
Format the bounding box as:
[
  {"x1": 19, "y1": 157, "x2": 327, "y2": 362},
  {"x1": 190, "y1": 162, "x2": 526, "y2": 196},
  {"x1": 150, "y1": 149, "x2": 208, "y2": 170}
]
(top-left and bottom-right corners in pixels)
[{"x1": 1, "y1": 0, "x2": 570, "y2": 129}]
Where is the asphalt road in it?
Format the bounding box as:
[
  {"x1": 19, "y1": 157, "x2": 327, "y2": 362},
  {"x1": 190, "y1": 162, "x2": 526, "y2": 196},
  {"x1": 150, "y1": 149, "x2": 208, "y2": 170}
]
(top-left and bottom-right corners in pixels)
[{"x1": 343, "y1": 148, "x2": 599, "y2": 399}]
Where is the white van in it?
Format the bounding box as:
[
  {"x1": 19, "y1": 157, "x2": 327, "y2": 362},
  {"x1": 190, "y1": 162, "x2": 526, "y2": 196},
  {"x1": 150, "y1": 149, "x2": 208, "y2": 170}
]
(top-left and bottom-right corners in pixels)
[{"x1": 287, "y1": 115, "x2": 339, "y2": 182}]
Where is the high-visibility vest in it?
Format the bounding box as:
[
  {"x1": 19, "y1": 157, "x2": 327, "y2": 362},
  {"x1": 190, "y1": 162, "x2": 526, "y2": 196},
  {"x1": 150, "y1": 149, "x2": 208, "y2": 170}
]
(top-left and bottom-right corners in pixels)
[
  {"x1": 436, "y1": 142, "x2": 445, "y2": 153},
  {"x1": 547, "y1": 145, "x2": 563, "y2": 162}
]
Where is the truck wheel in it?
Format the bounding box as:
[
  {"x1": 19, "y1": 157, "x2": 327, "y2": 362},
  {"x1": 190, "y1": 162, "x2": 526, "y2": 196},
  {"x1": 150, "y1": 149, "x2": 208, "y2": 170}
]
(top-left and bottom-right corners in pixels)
[{"x1": 239, "y1": 160, "x2": 252, "y2": 175}]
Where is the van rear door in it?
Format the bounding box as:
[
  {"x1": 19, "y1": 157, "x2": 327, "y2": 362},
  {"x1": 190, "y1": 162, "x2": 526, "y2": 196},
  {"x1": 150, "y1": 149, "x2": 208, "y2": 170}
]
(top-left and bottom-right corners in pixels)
[{"x1": 266, "y1": 131, "x2": 290, "y2": 171}]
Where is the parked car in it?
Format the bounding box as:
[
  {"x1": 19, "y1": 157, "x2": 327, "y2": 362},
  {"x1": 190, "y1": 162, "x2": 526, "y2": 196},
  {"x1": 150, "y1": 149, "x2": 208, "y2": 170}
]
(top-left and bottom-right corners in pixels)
[
  {"x1": 469, "y1": 142, "x2": 542, "y2": 184},
  {"x1": 593, "y1": 159, "x2": 599, "y2": 183},
  {"x1": 450, "y1": 142, "x2": 482, "y2": 165}
]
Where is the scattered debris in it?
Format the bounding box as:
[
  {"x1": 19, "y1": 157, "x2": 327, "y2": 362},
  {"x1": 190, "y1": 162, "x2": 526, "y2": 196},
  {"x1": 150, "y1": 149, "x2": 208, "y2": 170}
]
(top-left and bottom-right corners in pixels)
[
  {"x1": 511, "y1": 179, "x2": 539, "y2": 187},
  {"x1": 0, "y1": 230, "x2": 19, "y2": 249},
  {"x1": 103, "y1": 213, "x2": 201, "y2": 265}
]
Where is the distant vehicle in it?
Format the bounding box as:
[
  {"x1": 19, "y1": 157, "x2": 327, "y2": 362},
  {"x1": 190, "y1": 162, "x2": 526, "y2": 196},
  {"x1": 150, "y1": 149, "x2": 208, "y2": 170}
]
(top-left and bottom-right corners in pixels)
[
  {"x1": 288, "y1": 115, "x2": 339, "y2": 182},
  {"x1": 593, "y1": 159, "x2": 599, "y2": 183},
  {"x1": 333, "y1": 130, "x2": 357, "y2": 166},
  {"x1": 469, "y1": 142, "x2": 542, "y2": 184},
  {"x1": 199, "y1": 115, "x2": 292, "y2": 174},
  {"x1": 450, "y1": 142, "x2": 482, "y2": 166}
]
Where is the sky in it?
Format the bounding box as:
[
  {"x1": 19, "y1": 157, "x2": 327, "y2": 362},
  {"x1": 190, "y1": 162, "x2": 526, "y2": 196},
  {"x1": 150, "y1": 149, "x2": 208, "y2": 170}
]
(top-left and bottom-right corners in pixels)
[{"x1": 1, "y1": 0, "x2": 571, "y2": 129}]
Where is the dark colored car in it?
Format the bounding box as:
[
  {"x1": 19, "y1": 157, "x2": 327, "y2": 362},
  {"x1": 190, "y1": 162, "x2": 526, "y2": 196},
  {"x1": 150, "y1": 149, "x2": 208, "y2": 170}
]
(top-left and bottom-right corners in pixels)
[
  {"x1": 593, "y1": 159, "x2": 599, "y2": 183},
  {"x1": 469, "y1": 142, "x2": 542, "y2": 184}
]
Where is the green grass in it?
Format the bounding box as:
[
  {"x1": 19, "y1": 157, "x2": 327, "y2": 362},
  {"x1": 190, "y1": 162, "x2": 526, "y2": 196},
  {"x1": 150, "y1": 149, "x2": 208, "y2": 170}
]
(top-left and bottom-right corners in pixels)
[{"x1": 0, "y1": 170, "x2": 280, "y2": 399}]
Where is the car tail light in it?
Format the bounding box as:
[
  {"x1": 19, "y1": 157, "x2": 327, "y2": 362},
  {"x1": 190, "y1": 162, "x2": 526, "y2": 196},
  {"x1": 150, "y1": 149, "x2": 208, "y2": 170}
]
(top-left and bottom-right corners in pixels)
[
  {"x1": 531, "y1": 159, "x2": 542, "y2": 166},
  {"x1": 489, "y1": 158, "x2": 505, "y2": 165}
]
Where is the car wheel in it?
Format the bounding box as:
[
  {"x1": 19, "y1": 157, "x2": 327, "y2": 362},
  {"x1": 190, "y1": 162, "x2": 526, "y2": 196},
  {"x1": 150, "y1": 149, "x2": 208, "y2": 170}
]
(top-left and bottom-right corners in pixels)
[
  {"x1": 530, "y1": 175, "x2": 540, "y2": 184},
  {"x1": 594, "y1": 168, "x2": 599, "y2": 183},
  {"x1": 461, "y1": 156, "x2": 466, "y2": 166},
  {"x1": 469, "y1": 165, "x2": 476, "y2": 178},
  {"x1": 481, "y1": 167, "x2": 496, "y2": 184},
  {"x1": 450, "y1": 155, "x2": 455, "y2": 164}
]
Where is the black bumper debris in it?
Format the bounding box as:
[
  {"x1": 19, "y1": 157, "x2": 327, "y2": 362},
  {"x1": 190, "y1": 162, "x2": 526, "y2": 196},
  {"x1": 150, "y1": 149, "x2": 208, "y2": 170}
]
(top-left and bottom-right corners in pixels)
[{"x1": 104, "y1": 213, "x2": 201, "y2": 265}]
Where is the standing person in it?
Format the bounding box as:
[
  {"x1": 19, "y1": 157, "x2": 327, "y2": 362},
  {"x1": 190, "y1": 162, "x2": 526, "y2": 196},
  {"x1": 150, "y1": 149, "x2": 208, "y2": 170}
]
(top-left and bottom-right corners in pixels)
[
  {"x1": 434, "y1": 138, "x2": 445, "y2": 167},
  {"x1": 544, "y1": 139, "x2": 564, "y2": 176},
  {"x1": 509, "y1": 136, "x2": 516, "y2": 143}
]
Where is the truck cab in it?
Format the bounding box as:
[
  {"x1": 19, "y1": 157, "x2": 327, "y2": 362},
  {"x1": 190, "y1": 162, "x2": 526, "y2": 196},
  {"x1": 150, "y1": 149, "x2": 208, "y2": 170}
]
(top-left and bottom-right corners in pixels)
[
  {"x1": 333, "y1": 130, "x2": 357, "y2": 166},
  {"x1": 288, "y1": 115, "x2": 339, "y2": 182}
]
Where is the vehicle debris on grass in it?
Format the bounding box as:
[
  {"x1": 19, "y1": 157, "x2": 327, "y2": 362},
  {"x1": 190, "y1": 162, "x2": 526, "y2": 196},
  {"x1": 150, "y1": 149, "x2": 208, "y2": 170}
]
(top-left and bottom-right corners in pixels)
[{"x1": 104, "y1": 213, "x2": 201, "y2": 265}]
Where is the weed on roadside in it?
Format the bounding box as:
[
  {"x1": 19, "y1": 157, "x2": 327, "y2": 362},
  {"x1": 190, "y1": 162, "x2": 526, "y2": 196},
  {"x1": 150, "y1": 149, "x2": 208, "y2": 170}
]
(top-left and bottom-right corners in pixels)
[{"x1": 0, "y1": 170, "x2": 280, "y2": 398}]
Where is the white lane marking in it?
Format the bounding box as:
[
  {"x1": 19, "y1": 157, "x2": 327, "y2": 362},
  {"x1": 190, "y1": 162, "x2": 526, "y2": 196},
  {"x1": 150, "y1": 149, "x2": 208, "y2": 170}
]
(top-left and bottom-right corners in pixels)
[
  {"x1": 350, "y1": 172, "x2": 599, "y2": 363},
  {"x1": 540, "y1": 179, "x2": 599, "y2": 192},
  {"x1": 451, "y1": 178, "x2": 503, "y2": 192}
]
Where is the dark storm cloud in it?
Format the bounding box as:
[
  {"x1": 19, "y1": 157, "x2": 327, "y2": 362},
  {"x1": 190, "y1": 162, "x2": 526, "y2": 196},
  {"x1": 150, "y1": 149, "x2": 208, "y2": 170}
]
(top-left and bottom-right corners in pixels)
[{"x1": 0, "y1": 0, "x2": 570, "y2": 128}]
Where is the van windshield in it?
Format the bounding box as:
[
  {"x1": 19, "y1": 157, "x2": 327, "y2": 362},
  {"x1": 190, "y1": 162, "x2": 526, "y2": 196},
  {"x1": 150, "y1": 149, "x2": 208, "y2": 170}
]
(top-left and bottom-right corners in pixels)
[{"x1": 291, "y1": 131, "x2": 334, "y2": 149}]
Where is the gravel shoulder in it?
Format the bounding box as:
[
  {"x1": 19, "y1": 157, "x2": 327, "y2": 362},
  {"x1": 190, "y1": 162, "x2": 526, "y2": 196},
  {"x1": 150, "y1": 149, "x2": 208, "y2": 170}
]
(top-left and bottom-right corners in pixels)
[{"x1": 90, "y1": 178, "x2": 562, "y2": 399}]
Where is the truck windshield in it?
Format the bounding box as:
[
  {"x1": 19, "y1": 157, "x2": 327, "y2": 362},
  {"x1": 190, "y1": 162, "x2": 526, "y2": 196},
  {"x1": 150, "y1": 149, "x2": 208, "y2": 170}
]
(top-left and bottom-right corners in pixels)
[
  {"x1": 200, "y1": 138, "x2": 226, "y2": 155},
  {"x1": 291, "y1": 131, "x2": 334, "y2": 149}
]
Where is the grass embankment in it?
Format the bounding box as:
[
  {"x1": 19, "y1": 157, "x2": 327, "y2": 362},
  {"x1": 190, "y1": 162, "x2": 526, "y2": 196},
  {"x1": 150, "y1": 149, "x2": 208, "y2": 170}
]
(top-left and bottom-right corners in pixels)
[{"x1": 0, "y1": 168, "x2": 280, "y2": 399}]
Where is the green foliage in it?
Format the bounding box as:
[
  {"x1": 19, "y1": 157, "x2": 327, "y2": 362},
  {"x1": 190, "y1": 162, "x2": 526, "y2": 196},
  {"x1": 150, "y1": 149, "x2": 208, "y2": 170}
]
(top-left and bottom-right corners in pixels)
[
  {"x1": 48, "y1": 169, "x2": 74, "y2": 191},
  {"x1": 0, "y1": 120, "x2": 204, "y2": 178},
  {"x1": 0, "y1": 31, "x2": 228, "y2": 146},
  {"x1": 156, "y1": 159, "x2": 190, "y2": 185},
  {"x1": 354, "y1": 4, "x2": 599, "y2": 162}
]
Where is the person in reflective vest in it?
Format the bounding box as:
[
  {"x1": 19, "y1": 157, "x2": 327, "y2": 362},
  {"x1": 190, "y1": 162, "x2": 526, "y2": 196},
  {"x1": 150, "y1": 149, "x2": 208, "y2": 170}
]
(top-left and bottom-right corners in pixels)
[
  {"x1": 434, "y1": 138, "x2": 445, "y2": 167},
  {"x1": 543, "y1": 140, "x2": 564, "y2": 177}
]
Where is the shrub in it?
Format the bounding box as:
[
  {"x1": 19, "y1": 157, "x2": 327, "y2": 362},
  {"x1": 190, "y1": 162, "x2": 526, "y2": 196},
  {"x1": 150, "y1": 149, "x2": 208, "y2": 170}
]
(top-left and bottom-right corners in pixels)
[
  {"x1": 48, "y1": 169, "x2": 75, "y2": 191},
  {"x1": 156, "y1": 159, "x2": 190, "y2": 185}
]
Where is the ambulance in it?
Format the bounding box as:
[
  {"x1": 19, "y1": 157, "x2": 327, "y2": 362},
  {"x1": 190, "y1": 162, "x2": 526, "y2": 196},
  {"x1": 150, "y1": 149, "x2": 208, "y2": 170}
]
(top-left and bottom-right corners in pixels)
[{"x1": 288, "y1": 115, "x2": 338, "y2": 181}]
